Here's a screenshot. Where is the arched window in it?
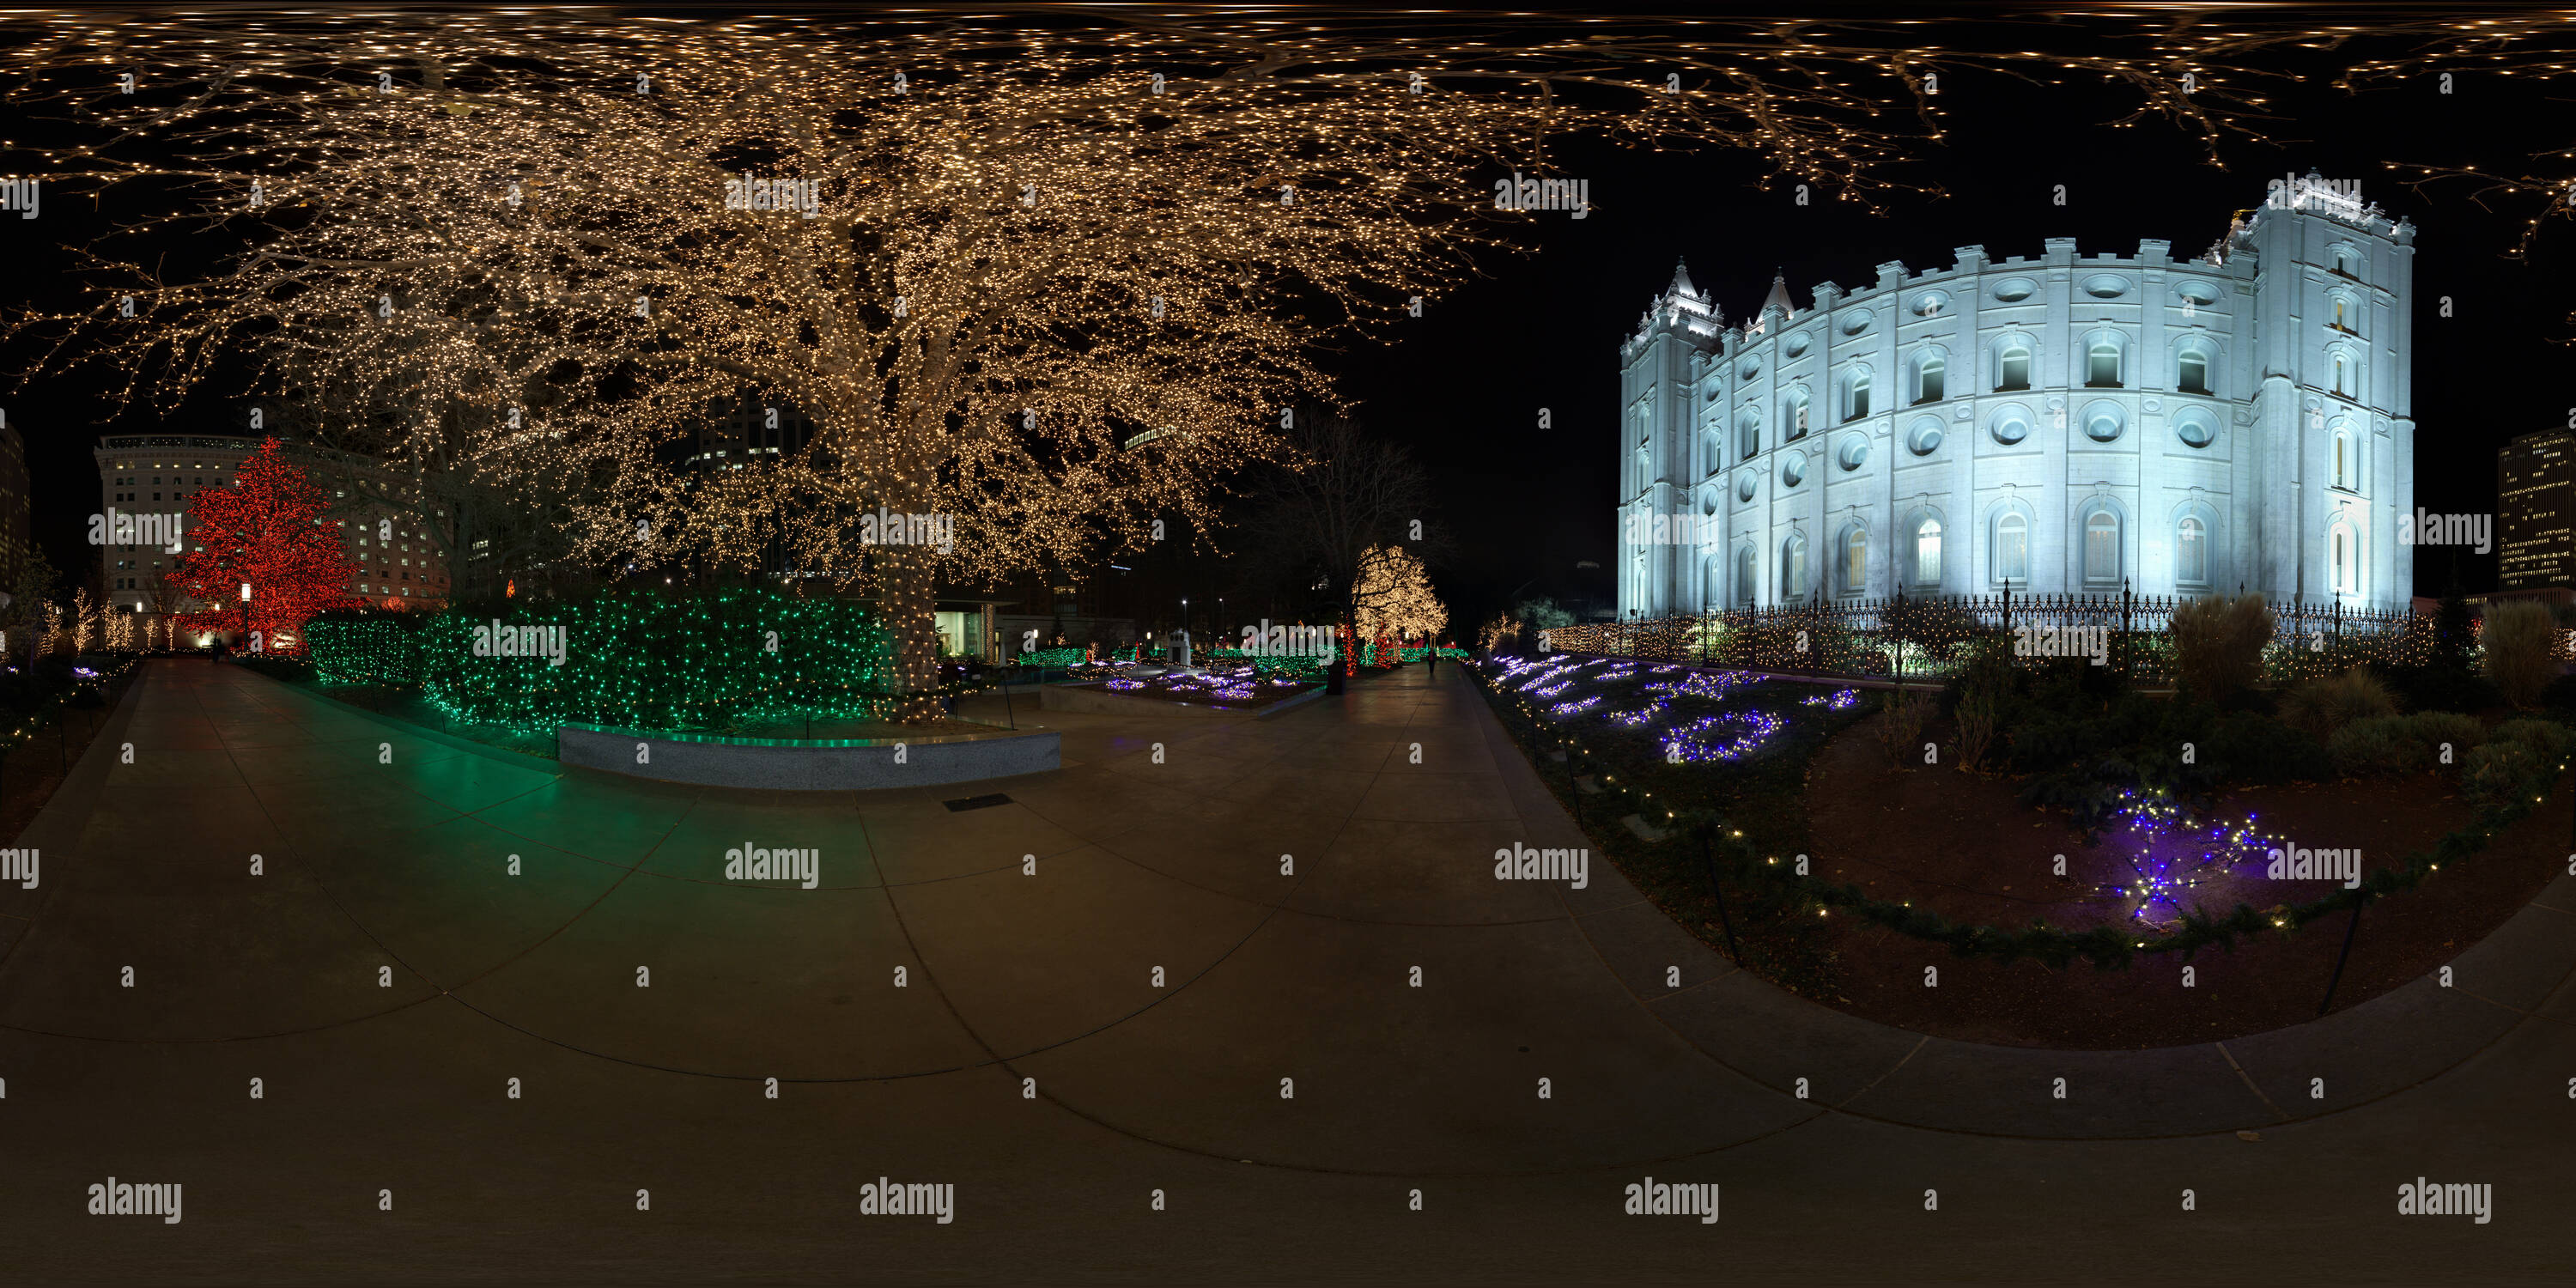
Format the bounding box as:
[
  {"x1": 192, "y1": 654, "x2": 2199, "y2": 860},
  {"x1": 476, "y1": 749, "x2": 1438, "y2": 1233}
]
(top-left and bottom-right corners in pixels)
[
  {"x1": 2178, "y1": 516, "x2": 2207, "y2": 585},
  {"x1": 2330, "y1": 293, "x2": 2352, "y2": 331},
  {"x1": 2333, "y1": 426, "x2": 2360, "y2": 489},
  {"x1": 1783, "y1": 389, "x2": 1810, "y2": 441},
  {"x1": 2332, "y1": 349, "x2": 2359, "y2": 398},
  {"x1": 1915, "y1": 353, "x2": 1946, "y2": 404},
  {"x1": 2084, "y1": 510, "x2": 2120, "y2": 585},
  {"x1": 1781, "y1": 532, "x2": 1809, "y2": 600},
  {"x1": 1914, "y1": 517, "x2": 1941, "y2": 587},
  {"x1": 1994, "y1": 512, "x2": 2029, "y2": 585},
  {"x1": 2177, "y1": 346, "x2": 2211, "y2": 396},
  {"x1": 2331, "y1": 523, "x2": 2359, "y2": 593},
  {"x1": 2334, "y1": 246, "x2": 2360, "y2": 277},
  {"x1": 1842, "y1": 527, "x2": 1868, "y2": 595},
  {"x1": 1845, "y1": 369, "x2": 1871, "y2": 422},
  {"x1": 2087, "y1": 338, "x2": 2123, "y2": 387},
  {"x1": 1737, "y1": 410, "x2": 1759, "y2": 461},
  {"x1": 1735, "y1": 546, "x2": 1756, "y2": 607},
  {"x1": 1997, "y1": 341, "x2": 2032, "y2": 391},
  {"x1": 1703, "y1": 554, "x2": 1723, "y2": 609},
  {"x1": 1636, "y1": 447, "x2": 1650, "y2": 489}
]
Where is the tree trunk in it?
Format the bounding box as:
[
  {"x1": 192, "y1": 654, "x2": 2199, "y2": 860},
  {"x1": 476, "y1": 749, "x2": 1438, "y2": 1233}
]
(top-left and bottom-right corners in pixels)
[{"x1": 878, "y1": 544, "x2": 943, "y2": 722}]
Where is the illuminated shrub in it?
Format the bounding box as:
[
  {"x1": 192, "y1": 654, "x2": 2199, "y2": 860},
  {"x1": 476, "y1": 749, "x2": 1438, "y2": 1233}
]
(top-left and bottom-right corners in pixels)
[{"x1": 307, "y1": 588, "x2": 896, "y2": 732}]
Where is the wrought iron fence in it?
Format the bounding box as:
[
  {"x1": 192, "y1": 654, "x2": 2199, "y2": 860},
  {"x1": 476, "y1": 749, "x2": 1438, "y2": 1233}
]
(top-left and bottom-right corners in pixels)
[{"x1": 1541, "y1": 592, "x2": 2472, "y2": 684}]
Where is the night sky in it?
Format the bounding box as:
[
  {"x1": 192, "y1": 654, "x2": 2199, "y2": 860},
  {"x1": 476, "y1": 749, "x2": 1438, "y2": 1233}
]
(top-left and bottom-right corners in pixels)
[{"x1": 5, "y1": 11, "x2": 2569, "y2": 624}]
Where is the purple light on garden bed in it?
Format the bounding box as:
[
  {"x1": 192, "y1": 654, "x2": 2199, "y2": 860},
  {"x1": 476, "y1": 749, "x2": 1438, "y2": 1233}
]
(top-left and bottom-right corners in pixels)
[
  {"x1": 1104, "y1": 678, "x2": 1145, "y2": 690},
  {"x1": 1800, "y1": 689, "x2": 1859, "y2": 709},
  {"x1": 1658, "y1": 710, "x2": 1787, "y2": 762},
  {"x1": 2093, "y1": 790, "x2": 2287, "y2": 927},
  {"x1": 1547, "y1": 696, "x2": 1603, "y2": 717},
  {"x1": 1643, "y1": 670, "x2": 1765, "y2": 701}
]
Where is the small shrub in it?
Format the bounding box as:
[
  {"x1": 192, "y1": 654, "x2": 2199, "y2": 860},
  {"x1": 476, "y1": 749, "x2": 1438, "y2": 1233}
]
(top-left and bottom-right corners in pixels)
[
  {"x1": 2463, "y1": 740, "x2": 2548, "y2": 809},
  {"x1": 2172, "y1": 593, "x2": 2273, "y2": 701},
  {"x1": 1875, "y1": 688, "x2": 1932, "y2": 769},
  {"x1": 2488, "y1": 717, "x2": 2575, "y2": 763},
  {"x1": 2385, "y1": 662, "x2": 2500, "y2": 715},
  {"x1": 2207, "y1": 713, "x2": 2333, "y2": 785},
  {"x1": 2542, "y1": 672, "x2": 2576, "y2": 719},
  {"x1": 1954, "y1": 686, "x2": 1999, "y2": 770},
  {"x1": 2481, "y1": 599, "x2": 2561, "y2": 708},
  {"x1": 2401, "y1": 711, "x2": 2485, "y2": 766},
  {"x1": 1945, "y1": 637, "x2": 2013, "y2": 769},
  {"x1": 2276, "y1": 668, "x2": 2397, "y2": 742},
  {"x1": 2328, "y1": 715, "x2": 2421, "y2": 778}
]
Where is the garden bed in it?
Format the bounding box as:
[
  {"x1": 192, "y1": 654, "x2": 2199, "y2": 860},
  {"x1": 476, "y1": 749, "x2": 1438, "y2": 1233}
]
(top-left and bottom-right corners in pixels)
[
  {"x1": 1470, "y1": 653, "x2": 2569, "y2": 1050},
  {"x1": 1803, "y1": 713, "x2": 2567, "y2": 1048},
  {"x1": 1048, "y1": 665, "x2": 1321, "y2": 714}
]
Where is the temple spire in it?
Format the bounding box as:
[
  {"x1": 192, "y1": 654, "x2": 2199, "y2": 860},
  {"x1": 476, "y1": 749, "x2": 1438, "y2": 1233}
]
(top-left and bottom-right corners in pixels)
[
  {"x1": 1759, "y1": 269, "x2": 1795, "y2": 318},
  {"x1": 1668, "y1": 257, "x2": 1698, "y2": 299}
]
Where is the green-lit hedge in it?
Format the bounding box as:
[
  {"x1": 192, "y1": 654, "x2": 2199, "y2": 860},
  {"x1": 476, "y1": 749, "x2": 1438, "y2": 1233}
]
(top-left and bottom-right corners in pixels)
[
  {"x1": 309, "y1": 588, "x2": 896, "y2": 732},
  {"x1": 305, "y1": 615, "x2": 429, "y2": 684}
]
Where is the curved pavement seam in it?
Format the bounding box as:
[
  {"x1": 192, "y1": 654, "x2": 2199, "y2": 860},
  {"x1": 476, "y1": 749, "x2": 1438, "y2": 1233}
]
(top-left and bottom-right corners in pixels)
[{"x1": 1473, "y1": 660, "x2": 2576, "y2": 1144}]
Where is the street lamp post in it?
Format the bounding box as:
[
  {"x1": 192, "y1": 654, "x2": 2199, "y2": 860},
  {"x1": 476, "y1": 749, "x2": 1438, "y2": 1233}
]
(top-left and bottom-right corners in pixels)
[{"x1": 240, "y1": 581, "x2": 252, "y2": 652}]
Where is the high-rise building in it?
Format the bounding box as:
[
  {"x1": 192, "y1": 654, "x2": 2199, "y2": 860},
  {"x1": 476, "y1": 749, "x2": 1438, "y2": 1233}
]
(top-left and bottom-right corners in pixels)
[
  {"x1": 1617, "y1": 172, "x2": 2417, "y2": 614},
  {"x1": 685, "y1": 398, "x2": 816, "y2": 474},
  {"x1": 92, "y1": 435, "x2": 452, "y2": 635},
  {"x1": 2497, "y1": 428, "x2": 2576, "y2": 592}
]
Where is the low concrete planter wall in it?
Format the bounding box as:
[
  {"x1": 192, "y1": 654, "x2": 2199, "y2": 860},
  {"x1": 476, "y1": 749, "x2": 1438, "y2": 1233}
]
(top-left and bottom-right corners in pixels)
[{"x1": 558, "y1": 723, "x2": 1060, "y2": 790}]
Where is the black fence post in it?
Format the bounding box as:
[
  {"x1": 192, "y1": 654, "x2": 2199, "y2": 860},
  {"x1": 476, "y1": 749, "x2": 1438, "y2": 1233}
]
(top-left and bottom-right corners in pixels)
[
  {"x1": 1564, "y1": 744, "x2": 1585, "y2": 827},
  {"x1": 2318, "y1": 892, "x2": 2369, "y2": 1016},
  {"x1": 1698, "y1": 828, "x2": 1743, "y2": 964}
]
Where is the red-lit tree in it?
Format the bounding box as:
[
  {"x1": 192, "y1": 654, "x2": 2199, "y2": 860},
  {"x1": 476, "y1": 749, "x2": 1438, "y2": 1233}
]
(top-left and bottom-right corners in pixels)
[{"x1": 167, "y1": 439, "x2": 356, "y2": 654}]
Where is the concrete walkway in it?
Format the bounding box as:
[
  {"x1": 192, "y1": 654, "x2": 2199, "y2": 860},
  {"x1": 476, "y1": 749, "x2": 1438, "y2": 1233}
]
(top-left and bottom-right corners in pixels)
[{"x1": 3, "y1": 658, "x2": 2572, "y2": 1284}]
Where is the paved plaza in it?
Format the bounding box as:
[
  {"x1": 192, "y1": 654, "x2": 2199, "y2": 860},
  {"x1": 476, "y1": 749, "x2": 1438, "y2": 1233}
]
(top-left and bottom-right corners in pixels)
[{"x1": 2, "y1": 659, "x2": 2572, "y2": 1283}]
